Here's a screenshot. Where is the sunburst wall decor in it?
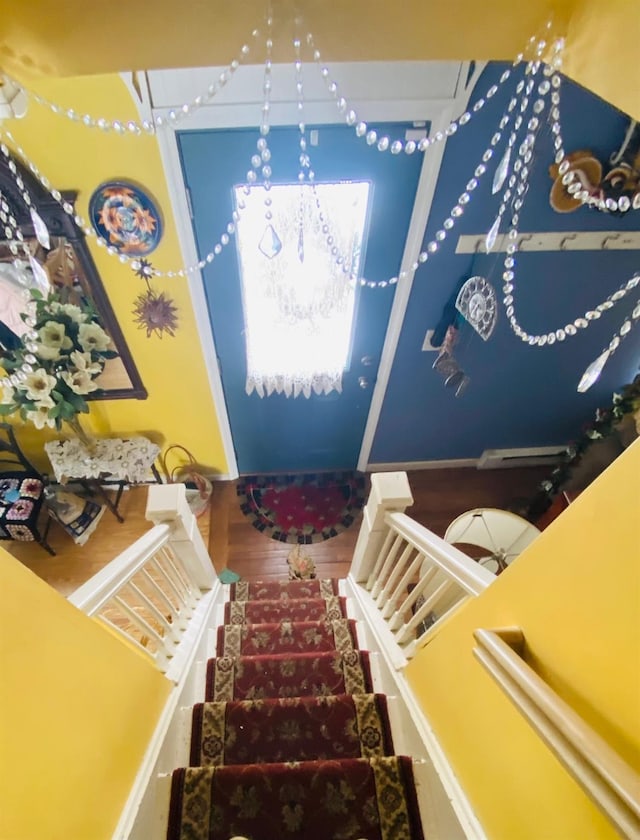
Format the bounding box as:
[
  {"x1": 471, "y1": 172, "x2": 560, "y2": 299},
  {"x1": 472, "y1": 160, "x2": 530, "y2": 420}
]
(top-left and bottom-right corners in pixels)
[{"x1": 131, "y1": 260, "x2": 179, "y2": 338}]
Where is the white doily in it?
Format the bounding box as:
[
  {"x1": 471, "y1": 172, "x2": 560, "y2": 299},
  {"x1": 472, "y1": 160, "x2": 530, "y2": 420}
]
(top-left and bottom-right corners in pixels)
[{"x1": 45, "y1": 436, "x2": 160, "y2": 484}]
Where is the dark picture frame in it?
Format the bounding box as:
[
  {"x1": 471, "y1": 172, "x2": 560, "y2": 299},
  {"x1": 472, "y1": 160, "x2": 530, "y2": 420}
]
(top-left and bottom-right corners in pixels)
[{"x1": 0, "y1": 153, "x2": 147, "y2": 400}]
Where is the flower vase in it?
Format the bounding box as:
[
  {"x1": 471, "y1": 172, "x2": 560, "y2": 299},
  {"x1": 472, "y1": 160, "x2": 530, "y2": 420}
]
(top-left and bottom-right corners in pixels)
[{"x1": 65, "y1": 415, "x2": 97, "y2": 454}]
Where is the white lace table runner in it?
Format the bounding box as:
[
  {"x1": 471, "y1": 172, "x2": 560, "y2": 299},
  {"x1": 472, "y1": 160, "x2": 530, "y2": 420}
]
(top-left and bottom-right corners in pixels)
[{"x1": 45, "y1": 437, "x2": 160, "y2": 484}]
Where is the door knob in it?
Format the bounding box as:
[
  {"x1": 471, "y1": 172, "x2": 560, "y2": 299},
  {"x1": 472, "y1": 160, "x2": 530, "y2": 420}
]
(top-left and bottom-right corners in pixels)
[
  {"x1": 358, "y1": 377, "x2": 370, "y2": 389},
  {"x1": 361, "y1": 355, "x2": 374, "y2": 366}
]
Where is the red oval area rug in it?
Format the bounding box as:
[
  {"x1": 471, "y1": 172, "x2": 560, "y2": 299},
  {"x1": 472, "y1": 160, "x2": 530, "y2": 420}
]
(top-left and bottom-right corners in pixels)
[{"x1": 237, "y1": 472, "x2": 366, "y2": 544}]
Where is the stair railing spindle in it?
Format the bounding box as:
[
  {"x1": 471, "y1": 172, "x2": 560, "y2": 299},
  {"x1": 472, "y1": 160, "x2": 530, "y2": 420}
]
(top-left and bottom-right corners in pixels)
[
  {"x1": 388, "y1": 563, "x2": 440, "y2": 634},
  {"x1": 157, "y1": 546, "x2": 199, "y2": 611},
  {"x1": 366, "y1": 529, "x2": 397, "y2": 591},
  {"x1": 128, "y1": 576, "x2": 181, "y2": 644},
  {"x1": 395, "y1": 578, "x2": 458, "y2": 646},
  {"x1": 371, "y1": 535, "x2": 406, "y2": 599},
  {"x1": 96, "y1": 597, "x2": 158, "y2": 660},
  {"x1": 375, "y1": 542, "x2": 416, "y2": 608},
  {"x1": 148, "y1": 556, "x2": 191, "y2": 630},
  {"x1": 139, "y1": 565, "x2": 181, "y2": 625},
  {"x1": 382, "y1": 551, "x2": 425, "y2": 620}
]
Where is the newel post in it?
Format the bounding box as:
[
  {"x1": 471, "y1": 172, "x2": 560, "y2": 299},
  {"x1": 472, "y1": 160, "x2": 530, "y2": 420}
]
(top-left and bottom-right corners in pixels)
[
  {"x1": 145, "y1": 483, "x2": 217, "y2": 590},
  {"x1": 350, "y1": 472, "x2": 414, "y2": 583}
]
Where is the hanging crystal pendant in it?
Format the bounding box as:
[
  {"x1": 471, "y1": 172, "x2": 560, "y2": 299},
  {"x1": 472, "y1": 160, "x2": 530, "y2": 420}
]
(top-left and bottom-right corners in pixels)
[
  {"x1": 29, "y1": 207, "x2": 50, "y2": 249},
  {"x1": 297, "y1": 225, "x2": 305, "y2": 263},
  {"x1": 28, "y1": 255, "x2": 51, "y2": 293},
  {"x1": 485, "y1": 214, "x2": 501, "y2": 253},
  {"x1": 492, "y1": 146, "x2": 511, "y2": 195},
  {"x1": 577, "y1": 349, "x2": 610, "y2": 393},
  {"x1": 258, "y1": 223, "x2": 282, "y2": 259}
]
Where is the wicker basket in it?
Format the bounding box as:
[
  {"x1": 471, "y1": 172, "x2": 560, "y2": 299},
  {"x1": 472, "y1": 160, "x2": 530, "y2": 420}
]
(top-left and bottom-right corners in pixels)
[{"x1": 160, "y1": 444, "x2": 212, "y2": 517}]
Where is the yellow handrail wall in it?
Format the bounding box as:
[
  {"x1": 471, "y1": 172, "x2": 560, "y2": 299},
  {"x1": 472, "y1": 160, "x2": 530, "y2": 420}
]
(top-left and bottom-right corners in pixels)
[
  {"x1": 405, "y1": 439, "x2": 640, "y2": 839},
  {"x1": 0, "y1": 552, "x2": 172, "y2": 840}
]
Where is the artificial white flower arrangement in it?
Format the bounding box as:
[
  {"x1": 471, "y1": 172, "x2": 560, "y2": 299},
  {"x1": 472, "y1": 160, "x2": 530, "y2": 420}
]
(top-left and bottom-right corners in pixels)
[{"x1": 0, "y1": 288, "x2": 117, "y2": 431}]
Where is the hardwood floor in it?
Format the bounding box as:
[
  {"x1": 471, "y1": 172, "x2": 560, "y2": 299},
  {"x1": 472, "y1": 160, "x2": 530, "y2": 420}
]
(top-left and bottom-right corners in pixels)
[{"x1": 6, "y1": 466, "x2": 550, "y2": 597}]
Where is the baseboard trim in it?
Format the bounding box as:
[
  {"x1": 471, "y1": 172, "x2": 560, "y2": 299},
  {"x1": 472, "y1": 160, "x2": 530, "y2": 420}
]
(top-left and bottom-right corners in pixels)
[
  {"x1": 113, "y1": 583, "x2": 222, "y2": 840},
  {"x1": 345, "y1": 574, "x2": 488, "y2": 840},
  {"x1": 367, "y1": 458, "x2": 479, "y2": 471}
]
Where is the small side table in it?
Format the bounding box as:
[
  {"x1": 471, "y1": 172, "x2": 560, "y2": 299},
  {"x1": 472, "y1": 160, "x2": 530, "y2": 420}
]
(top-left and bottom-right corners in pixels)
[{"x1": 44, "y1": 436, "x2": 161, "y2": 523}]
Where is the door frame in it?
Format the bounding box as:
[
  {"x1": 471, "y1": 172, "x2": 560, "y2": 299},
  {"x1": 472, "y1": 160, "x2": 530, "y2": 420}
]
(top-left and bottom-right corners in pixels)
[{"x1": 125, "y1": 60, "x2": 482, "y2": 478}]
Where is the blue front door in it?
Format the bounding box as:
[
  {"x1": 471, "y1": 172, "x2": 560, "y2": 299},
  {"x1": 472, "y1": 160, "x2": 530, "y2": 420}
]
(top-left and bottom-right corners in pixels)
[{"x1": 178, "y1": 123, "x2": 422, "y2": 474}]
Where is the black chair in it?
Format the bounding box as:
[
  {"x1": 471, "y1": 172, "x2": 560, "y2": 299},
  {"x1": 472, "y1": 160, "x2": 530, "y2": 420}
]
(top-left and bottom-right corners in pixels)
[{"x1": 0, "y1": 422, "x2": 55, "y2": 555}]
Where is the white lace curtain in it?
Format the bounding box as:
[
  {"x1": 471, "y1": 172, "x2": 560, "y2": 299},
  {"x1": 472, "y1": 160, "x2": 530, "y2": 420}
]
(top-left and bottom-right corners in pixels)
[{"x1": 234, "y1": 182, "x2": 369, "y2": 398}]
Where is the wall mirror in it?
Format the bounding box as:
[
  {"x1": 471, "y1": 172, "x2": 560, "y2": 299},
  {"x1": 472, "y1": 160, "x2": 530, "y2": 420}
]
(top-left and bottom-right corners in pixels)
[{"x1": 0, "y1": 153, "x2": 147, "y2": 400}]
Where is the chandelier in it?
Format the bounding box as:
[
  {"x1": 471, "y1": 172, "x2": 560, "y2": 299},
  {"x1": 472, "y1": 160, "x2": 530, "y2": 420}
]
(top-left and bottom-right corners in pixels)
[{"x1": 0, "y1": 13, "x2": 637, "y2": 394}]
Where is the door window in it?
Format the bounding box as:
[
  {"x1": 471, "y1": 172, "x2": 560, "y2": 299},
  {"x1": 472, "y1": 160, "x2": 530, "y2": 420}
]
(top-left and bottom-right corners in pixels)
[{"x1": 234, "y1": 181, "x2": 370, "y2": 398}]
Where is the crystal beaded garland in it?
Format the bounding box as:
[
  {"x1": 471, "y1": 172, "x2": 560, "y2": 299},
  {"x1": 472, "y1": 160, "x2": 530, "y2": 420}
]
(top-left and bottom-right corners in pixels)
[
  {"x1": 548, "y1": 52, "x2": 639, "y2": 214},
  {"x1": 3, "y1": 28, "x2": 261, "y2": 136},
  {"x1": 306, "y1": 27, "x2": 556, "y2": 156},
  {"x1": 491, "y1": 60, "x2": 640, "y2": 344},
  {"x1": 1, "y1": 128, "x2": 239, "y2": 279},
  {"x1": 289, "y1": 38, "x2": 358, "y2": 281},
  {"x1": 404, "y1": 69, "x2": 532, "y2": 280},
  {"x1": 577, "y1": 295, "x2": 640, "y2": 391},
  {"x1": 2, "y1": 26, "x2": 602, "y2": 294}
]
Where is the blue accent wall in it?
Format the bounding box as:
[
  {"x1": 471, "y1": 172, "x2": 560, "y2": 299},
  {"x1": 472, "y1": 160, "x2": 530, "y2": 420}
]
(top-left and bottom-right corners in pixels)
[{"x1": 371, "y1": 63, "x2": 640, "y2": 463}]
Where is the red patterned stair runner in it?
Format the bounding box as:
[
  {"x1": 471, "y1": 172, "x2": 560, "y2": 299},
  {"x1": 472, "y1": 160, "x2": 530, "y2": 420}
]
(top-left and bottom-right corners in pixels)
[
  {"x1": 223, "y1": 595, "x2": 347, "y2": 624},
  {"x1": 190, "y1": 693, "x2": 394, "y2": 765},
  {"x1": 168, "y1": 578, "x2": 425, "y2": 840},
  {"x1": 230, "y1": 578, "x2": 339, "y2": 600},
  {"x1": 205, "y1": 650, "x2": 374, "y2": 701},
  {"x1": 216, "y1": 618, "x2": 358, "y2": 657}
]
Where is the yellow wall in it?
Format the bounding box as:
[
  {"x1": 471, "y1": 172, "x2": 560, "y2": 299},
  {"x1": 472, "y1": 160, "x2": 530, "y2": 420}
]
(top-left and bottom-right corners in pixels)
[
  {"x1": 5, "y1": 73, "x2": 228, "y2": 474},
  {"x1": 0, "y1": 550, "x2": 172, "y2": 840},
  {"x1": 0, "y1": 1, "x2": 575, "y2": 78},
  {"x1": 3, "y1": 2, "x2": 637, "y2": 120},
  {"x1": 563, "y1": 0, "x2": 640, "y2": 122},
  {"x1": 405, "y1": 440, "x2": 640, "y2": 839}
]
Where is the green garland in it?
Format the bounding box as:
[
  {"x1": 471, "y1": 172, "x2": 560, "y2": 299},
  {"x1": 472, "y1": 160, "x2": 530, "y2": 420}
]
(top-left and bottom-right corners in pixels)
[{"x1": 527, "y1": 375, "x2": 640, "y2": 519}]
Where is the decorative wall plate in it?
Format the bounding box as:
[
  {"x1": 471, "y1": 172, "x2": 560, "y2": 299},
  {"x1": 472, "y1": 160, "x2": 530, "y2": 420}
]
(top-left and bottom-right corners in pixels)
[
  {"x1": 455, "y1": 275, "x2": 498, "y2": 341},
  {"x1": 89, "y1": 180, "x2": 162, "y2": 256}
]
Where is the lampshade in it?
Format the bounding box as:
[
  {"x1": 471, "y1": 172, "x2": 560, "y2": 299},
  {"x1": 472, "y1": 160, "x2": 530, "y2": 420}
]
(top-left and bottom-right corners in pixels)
[{"x1": 0, "y1": 77, "x2": 28, "y2": 120}]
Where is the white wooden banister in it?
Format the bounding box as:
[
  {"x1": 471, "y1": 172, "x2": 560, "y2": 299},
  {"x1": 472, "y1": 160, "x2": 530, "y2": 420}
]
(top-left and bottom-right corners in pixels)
[
  {"x1": 146, "y1": 483, "x2": 216, "y2": 590},
  {"x1": 386, "y1": 512, "x2": 496, "y2": 596},
  {"x1": 349, "y1": 473, "x2": 495, "y2": 660},
  {"x1": 351, "y1": 471, "x2": 414, "y2": 583},
  {"x1": 69, "y1": 525, "x2": 172, "y2": 615},
  {"x1": 69, "y1": 483, "x2": 217, "y2": 674},
  {"x1": 473, "y1": 628, "x2": 640, "y2": 839}
]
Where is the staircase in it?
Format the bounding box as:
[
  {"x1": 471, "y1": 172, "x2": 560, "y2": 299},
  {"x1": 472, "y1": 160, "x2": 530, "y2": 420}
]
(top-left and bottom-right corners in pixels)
[
  {"x1": 71, "y1": 475, "x2": 485, "y2": 840},
  {"x1": 165, "y1": 578, "x2": 425, "y2": 839},
  {"x1": 67, "y1": 474, "x2": 640, "y2": 840}
]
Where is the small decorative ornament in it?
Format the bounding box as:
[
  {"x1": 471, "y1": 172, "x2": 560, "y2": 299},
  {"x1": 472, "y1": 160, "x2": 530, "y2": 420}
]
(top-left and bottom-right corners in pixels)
[
  {"x1": 287, "y1": 544, "x2": 316, "y2": 580},
  {"x1": 132, "y1": 288, "x2": 178, "y2": 339},
  {"x1": 258, "y1": 222, "x2": 282, "y2": 259},
  {"x1": 455, "y1": 276, "x2": 498, "y2": 341},
  {"x1": 29, "y1": 207, "x2": 50, "y2": 249},
  {"x1": 577, "y1": 349, "x2": 611, "y2": 392},
  {"x1": 133, "y1": 258, "x2": 155, "y2": 280},
  {"x1": 492, "y1": 146, "x2": 511, "y2": 194},
  {"x1": 89, "y1": 180, "x2": 163, "y2": 256},
  {"x1": 485, "y1": 215, "x2": 501, "y2": 253},
  {"x1": 432, "y1": 325, "x2": 470, "y2": 397}
]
